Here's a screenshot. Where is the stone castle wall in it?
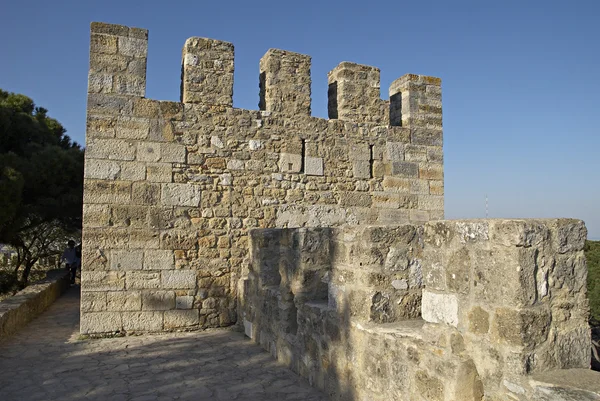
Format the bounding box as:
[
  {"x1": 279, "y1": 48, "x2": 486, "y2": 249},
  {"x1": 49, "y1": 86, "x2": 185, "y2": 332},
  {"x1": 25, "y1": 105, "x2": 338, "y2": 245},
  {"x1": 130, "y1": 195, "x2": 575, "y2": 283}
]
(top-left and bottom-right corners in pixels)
[
  {"x1": 241, "y1": 219, "x2": 594, "y2": 400},
  {"x1": 81, "y1": 22, "x2": 444, "y2": 334}
]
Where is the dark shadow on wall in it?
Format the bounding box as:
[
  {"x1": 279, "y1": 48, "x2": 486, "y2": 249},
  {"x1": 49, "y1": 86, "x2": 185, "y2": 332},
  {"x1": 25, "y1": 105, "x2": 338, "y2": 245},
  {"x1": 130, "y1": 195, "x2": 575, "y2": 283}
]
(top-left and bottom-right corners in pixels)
[
  {"x1": 259, "y1": 71, "x2": 266, "y2": 111},
  {"x1": 244, "y1": 227, "x2": 359, "y2": 400},
  {"x1": 327, "y1": 82, "x2": 338, "y2": 119}
]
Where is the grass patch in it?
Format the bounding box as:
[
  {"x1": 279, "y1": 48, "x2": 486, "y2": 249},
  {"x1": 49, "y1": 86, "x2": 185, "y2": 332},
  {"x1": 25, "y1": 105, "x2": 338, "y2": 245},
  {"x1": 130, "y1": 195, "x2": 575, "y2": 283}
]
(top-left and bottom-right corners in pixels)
[{"x1": 586, "y1": 240, "x2": 600, "y2": 325}]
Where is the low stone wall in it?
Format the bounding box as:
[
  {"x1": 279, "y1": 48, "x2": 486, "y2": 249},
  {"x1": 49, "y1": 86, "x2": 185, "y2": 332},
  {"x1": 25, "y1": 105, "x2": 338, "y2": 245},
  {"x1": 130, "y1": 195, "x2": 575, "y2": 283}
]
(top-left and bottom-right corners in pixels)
[
  {"x1": 240, "y1": 219, "x2": 600, "y2": 400},
  {"x1": 0, "y1": 270, "x2": 70, "y2": 340}
]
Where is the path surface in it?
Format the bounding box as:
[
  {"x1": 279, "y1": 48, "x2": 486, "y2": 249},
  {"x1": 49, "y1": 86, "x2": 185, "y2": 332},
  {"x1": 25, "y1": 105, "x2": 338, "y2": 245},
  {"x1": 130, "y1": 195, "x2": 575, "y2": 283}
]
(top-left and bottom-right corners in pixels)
[{"x1": 0, "y1": 288, "x2": 328, "y2": 401}]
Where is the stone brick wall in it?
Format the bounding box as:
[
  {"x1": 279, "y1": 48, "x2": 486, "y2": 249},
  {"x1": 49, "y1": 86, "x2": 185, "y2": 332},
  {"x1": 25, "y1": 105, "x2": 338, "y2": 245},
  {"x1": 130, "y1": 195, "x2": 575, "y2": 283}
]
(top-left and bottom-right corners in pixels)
[
  {"x1": 241, "y1": 219, "x2": 595, "y2": 400},
  {"x1": 81, "y1": 22, "x2": 444, "y2": 334}
]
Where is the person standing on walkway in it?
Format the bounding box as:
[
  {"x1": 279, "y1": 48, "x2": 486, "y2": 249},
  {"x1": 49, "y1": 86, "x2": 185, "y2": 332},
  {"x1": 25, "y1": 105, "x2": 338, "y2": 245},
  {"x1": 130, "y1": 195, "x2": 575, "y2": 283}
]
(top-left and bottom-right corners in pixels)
[{"x1": 60, "y1": 240, "x2": 78, "y2": 285}]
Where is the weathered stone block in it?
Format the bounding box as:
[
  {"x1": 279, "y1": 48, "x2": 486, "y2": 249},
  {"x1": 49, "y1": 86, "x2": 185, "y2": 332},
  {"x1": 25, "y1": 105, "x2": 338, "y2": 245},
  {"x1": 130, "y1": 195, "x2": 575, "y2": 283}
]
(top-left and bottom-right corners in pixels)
[
  {"x1": 119, "y1": 161, "x2": 146, "y2": 181},
  {"x1": 83, "y1": 204, "x2": 111, "y2": 227},
  {"x1": 385, "y1": 142, "x2": 404, "y2": 161},
  {"x1": 159, "y1": 230, "x2": 197, "y2": 249},
  {"x1": 128, "y1": 229, "x2": 160, "y2": 249},
  {"x1": 81, "y1": 292, "x2": 107, "y2": 312},
  {"x1": 84, "y1": 159, "x2": 120, "y2": 180},
  {"x1": 146, "y1": 163, "x2": 172, "y2": 183},
  {"x1": 115, "y1": 116, "x2": 150, "y2": 139},
  {"x1": 80, "y1": 312, "x2": 122, "y2": 334},
  {"x1": 122, "y1": 311, "x2": 163, "y2": 331},
  {"x1": 106, "y1": 291, "x2": 142, "y2": 311},
  {"x1": 126, "y1": 271, "x2": 160, "y2": 289},
  {"x1": 87, "y1": 93, "x2": 133, "y2": 116},
  {"x1": 84, "y1": 180, "x2": 132, "y2": 204},
  {"x1": 144, "y1": 250, "x2": 174, "y2": 270},
  {"x1": 305, "y1": 156, "x2": 324, "y2": 176},
  {"x1": 421, "y1": 290, "x2": 458, "y2": 327},
  {"x1": 141, "y1": 291, "x2": 175, "y2": 311},
  {"x1": 226, "y1": 159, "x2": 245, "y2": 170},
  {"x1": 349, "y1": 143, "x2": 370, "y2": 161},
  {"x1": 382, "y1": 176, "x2": 410, "y2": 193},
  {"x1": 414, "y1": 370, "x2": 445, "y2": 401},
  {"x1": 339, "y1": 192, "x2": 372, "y2": 207},
  {"x1": 378, "y1": 209, "x2": 410, "y2": 225},
  {"x1": 391, "y1": 161, "x2": 418, "y2": 177},
  {"x1": 161, "y1": 183, "x2": 201, "y2": 206},
  {"x1": 118, "y1": 36, "x2": 147, "y2": 58},
  {"x1": 86, "y1": 115, "x2": 116, "y2": 138},
  {"x1": 164, "y1": 310, "x2": 199, "y2": 329},
  {"x1": 278, "y1": 153, "x2": 302, "y2": 173},
  {"x1": 404, "y1": 144, "x2": 428, "y2": 162},
  {"x1": 86, "y1": 139, "x2": 136, "y2": 161},
  {"x1": 491, "y1": 307, "x2": 551, "y2": 347},
  {"x1": 131, "y1": 182, "x2": 160, "y2": 205},
  {"x1": 161, "y1": 270, "x2": 196, "y2": 289},
  {"x1": 81, "y1": 271, "x2": 126, "y2": 291},
  {"x1": 90, "y1": 34, "x2": 118, "y2": 55},
  {"x1": 90, "y1": 22, "x2": 130, "y2": 37},
  {"x1": 418, "y1": 195, "x2": 444, "y2": 211},
  {"x1": 161, "y1": 143, "x2": 186, "y2": 163},
  {"x1": 410, "y1": 210, "x2": 429, "y2": 223},
  {"x1": 411, "y1": 129, "x2": 442, "y2": 147},
  {"x1": 353, "y1": 161, "x2": 370, "y2": 179},
  {"x1": 429, "y1": 180, "x2": 444, "y2": 195},
  {"x1": 176, "y1": 296, "x2": 194, "y2": 309},
  {"x1": 113, "y1": 75, "x2": 146, "y2": 97},
  {"x1": 110, "y1": 249, "x2": 143, "y2": 270},
  {"x1": 88, "y1": 73, "x2": 113, "y2": 94},
  {"x1": 555, "y1": 219, "x2": 587, "y2": 254},
  {"x1": 419, "y1": 164, "x2": 443, "y2": 180},
  {"x1": 137, "y1": 142, "x2": 161, "y2": 162},
  {"x1": 468, "y1": 306, "x2": 490, "y2": 334},
  {"x1": 109, "y1": 204, "x2": 147, "y2": 228}
]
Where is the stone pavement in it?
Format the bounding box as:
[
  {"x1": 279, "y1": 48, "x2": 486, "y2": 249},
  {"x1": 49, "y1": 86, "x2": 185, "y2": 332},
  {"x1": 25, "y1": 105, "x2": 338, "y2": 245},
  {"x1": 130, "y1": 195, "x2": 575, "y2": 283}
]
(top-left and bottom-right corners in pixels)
[{"x1": 0, "y1": 288, "x2": 329, "y2": 401}]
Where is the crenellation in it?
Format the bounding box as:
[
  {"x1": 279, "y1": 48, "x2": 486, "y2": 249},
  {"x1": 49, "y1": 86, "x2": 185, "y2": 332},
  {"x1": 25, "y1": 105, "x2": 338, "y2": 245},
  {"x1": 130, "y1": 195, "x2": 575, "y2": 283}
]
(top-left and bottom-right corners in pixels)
[
  {"x1": 83, "y1": 23, "x2": 453, "y2": 340},
  {"x1": 259, "y1": 49, "x2": 312, "y2": 117},
  {"x1": 88, "y1": 23, "x2": 148, "y2": 98},
  {"x1": 327, "y1": 62, "x2": 389, "y2": 125},
  {"x1": 181, "y1": 37, "x2": 234, "y2": 106},
  {"x1": 390, "y1": 73, "x2": 442, "y2": 129}
]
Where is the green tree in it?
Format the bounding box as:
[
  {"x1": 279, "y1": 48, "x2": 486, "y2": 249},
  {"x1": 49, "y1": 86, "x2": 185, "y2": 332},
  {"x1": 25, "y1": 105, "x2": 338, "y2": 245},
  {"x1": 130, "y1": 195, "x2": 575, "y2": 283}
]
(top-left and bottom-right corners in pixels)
[
  {"x1": 585, "y1": 240, "x2": 600, "y2": 324},
  {"x1": 0, "y1": 89, "x2": 84, "y2": 287}
]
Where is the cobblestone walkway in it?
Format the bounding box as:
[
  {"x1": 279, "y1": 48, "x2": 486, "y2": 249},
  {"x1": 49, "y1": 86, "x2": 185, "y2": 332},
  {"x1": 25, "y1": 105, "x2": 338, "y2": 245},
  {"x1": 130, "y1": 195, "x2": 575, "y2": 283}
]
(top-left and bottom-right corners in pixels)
[{"x1": 0, "y1": 288, "x2": 328, "y2": 401}]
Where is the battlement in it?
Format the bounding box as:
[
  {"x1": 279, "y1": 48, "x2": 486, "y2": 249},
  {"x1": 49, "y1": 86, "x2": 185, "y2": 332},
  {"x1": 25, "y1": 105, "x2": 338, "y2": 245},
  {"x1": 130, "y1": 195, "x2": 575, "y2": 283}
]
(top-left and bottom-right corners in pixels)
[
  {"x1": 82, "y1": 22, "x2": 445, "y2": 336},
  {"x1": 87, "y1": 22, "x2": 441, "y2": 127},
  {"x1": 80, "y1": 22, "x2": 599, "y2": 401}
]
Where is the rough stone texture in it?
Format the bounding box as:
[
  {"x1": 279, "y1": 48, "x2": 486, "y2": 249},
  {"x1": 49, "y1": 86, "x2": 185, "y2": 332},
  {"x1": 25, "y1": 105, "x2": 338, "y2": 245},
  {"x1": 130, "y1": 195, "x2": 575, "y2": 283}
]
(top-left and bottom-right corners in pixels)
[
  {"x1": 82, "y1": 22, "x2": 444, "y2": 334},
  {"x1": 241, "y1": 219, "x2": 598, "y2": 401},
  {"x1": 181, "y1": 37, "x2": 234, "y2": 106},
  {"x1": 79, "y1": 22, "x2": 600, "y2": 401}
]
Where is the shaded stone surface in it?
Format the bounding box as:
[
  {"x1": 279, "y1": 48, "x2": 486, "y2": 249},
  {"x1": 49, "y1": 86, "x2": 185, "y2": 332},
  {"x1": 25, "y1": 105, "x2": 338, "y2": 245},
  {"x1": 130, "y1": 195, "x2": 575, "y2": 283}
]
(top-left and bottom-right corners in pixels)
[{"x1": 0, "y1": 289, "x2": 327, "y2": 401}]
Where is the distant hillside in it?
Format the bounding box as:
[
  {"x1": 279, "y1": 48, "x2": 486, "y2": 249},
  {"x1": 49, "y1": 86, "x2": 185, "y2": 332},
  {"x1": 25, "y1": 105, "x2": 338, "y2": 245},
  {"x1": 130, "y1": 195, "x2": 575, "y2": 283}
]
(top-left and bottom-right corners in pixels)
[{"x1": 586, "y1": 240, "x2": 600, "y2": 324}]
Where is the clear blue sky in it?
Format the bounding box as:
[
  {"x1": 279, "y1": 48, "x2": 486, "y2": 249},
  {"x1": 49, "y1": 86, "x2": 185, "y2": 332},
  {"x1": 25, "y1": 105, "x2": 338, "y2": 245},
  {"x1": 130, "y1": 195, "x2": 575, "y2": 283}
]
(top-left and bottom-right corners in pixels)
[{"x1": 1, "y1": 0, "x2": 599, "y2": 239}]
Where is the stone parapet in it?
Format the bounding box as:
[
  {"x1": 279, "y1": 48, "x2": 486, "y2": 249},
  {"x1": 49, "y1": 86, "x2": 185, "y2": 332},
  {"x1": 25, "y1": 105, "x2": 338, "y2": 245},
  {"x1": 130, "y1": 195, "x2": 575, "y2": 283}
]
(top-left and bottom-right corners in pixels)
[
  {"x1": 240, "y1": 219, "x2": 597, "y2": 400},
  {"x1": 0, "y1": 270, "x2": 70, "y2": 340}
]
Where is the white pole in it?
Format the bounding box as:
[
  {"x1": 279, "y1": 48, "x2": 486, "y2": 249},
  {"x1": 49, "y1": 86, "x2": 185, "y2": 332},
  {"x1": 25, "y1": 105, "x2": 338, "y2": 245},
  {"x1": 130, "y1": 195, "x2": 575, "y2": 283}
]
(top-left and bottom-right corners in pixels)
[{"x1": 485, "y1": 194, "x2": 488, "y2": 218}]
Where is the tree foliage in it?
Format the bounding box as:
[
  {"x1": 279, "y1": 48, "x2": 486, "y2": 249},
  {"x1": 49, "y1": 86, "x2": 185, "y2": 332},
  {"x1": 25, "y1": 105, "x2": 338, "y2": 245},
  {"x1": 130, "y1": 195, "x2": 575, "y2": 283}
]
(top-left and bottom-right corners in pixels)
[{"x1": 0, "y1": 89, "x2": 84, "y2": 287}]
